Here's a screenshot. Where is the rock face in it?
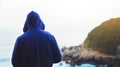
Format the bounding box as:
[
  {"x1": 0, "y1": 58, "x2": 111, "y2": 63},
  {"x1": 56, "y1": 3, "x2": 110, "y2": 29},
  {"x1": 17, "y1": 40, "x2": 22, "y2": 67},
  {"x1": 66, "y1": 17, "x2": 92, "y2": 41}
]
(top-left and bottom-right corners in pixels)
[
  {"x1": 117, "y1": 45, "x2": 120, "y2": 58},
  {"x1": 62, "y1": 18, "x2": 120, "y2": 66},
  {"x1": 84, "y1": 18, "x2": 120, "y2": 56},
  {"x1": 62, "y1": 45, "x2": 81, "y2": 65},
  {"x1": 62, "y1": 45, "x2": 120, "y2": 66}
]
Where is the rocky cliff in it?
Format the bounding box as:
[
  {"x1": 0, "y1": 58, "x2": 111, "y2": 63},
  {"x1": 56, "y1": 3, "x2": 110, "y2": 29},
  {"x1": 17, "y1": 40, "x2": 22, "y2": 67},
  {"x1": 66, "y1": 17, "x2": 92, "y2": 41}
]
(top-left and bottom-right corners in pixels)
[{"x1": 62, "y1": 17, "x2": 120, "y2": 66}]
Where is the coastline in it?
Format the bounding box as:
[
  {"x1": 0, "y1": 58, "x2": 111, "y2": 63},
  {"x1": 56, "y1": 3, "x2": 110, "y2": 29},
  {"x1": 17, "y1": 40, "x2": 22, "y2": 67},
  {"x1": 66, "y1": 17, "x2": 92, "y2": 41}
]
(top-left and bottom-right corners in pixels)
[{"x1": 62, "y1": 45, "x2": 120, "y2": 67}]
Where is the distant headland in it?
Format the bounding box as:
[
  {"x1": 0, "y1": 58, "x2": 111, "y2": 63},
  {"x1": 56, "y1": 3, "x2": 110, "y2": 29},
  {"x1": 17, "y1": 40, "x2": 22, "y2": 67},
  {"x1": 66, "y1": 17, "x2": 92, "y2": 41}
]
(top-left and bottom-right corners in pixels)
[{"x1": 62, "y1": 17, "x2": 120, "y2": 67}]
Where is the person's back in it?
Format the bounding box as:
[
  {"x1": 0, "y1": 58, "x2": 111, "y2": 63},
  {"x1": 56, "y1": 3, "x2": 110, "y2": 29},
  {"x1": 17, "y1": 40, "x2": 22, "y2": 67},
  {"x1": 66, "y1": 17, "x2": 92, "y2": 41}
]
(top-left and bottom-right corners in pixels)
[{"x1": 12, "y1": 11, "x2": 62, "y2": 67}]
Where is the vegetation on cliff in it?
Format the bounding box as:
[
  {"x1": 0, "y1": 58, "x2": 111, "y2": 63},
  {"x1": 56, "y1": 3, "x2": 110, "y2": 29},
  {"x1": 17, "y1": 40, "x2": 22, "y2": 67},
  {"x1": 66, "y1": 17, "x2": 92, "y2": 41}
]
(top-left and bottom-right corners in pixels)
[{"x1": 84, "y1": 17, "x2": 120, "y2": 56}]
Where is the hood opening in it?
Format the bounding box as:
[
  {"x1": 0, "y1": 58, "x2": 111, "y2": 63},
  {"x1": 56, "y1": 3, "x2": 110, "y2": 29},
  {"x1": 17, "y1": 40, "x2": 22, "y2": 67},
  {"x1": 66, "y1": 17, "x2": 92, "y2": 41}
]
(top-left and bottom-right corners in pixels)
[{"x1": 23, "y1": 11, "x2": 45, "y2": 32}]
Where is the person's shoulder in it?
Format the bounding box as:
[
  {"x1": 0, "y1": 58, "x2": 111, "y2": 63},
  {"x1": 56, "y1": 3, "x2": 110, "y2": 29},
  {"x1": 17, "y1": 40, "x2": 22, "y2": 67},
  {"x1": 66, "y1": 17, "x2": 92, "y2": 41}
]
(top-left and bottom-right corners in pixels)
[
  {"x1": 16, "y1": 33, "x2": 28, "y2": 40},
  {"x1": 42, "y1": 30, "x2": 54, "y2": 37},
  {"x1": 40, "y1": 30, "x2": 56, "y2": 39}
]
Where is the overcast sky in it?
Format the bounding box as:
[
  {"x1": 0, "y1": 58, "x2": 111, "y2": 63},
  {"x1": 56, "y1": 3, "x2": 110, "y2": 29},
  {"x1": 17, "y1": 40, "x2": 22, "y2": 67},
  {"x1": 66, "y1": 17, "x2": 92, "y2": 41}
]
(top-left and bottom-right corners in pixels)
[{"x1": 0, "y1": 0, "x2": 120, "y2": 47}]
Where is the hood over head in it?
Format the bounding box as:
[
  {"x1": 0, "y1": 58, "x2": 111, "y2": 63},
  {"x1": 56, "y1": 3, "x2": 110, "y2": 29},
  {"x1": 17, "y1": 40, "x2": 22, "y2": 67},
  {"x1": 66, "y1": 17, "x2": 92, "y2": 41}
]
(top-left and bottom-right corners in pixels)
[{"x1": 23, "y1": 11, "x2": 45, "y2": 33}]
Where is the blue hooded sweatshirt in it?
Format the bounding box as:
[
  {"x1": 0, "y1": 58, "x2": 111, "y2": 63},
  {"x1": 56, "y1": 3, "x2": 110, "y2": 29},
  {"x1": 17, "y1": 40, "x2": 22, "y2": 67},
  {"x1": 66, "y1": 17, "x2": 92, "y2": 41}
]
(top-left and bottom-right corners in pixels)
[{"x1": 12, "y1": 11, "x2": 62, "y2": 67}]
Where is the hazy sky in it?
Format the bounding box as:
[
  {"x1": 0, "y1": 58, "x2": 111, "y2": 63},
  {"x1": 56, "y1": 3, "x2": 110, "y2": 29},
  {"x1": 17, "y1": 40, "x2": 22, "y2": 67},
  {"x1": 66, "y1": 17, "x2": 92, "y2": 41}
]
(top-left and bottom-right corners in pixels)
[{"x1": 0, "y1": 0, "x2": 120, "y2": 47}]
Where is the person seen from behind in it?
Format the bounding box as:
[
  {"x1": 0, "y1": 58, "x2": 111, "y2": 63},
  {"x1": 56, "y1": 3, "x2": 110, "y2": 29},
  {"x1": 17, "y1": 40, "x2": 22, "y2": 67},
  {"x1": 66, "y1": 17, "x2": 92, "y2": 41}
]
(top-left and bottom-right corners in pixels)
[{"x1": 11, "y1": 11, "x2": 62, "y2": 67}]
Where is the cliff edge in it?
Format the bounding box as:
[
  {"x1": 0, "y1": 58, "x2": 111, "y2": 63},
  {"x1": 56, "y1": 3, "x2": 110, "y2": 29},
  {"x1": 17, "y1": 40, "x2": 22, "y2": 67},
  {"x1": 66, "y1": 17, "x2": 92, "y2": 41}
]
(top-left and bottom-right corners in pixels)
[{"x1": 62, "y1": 18, "x2": 120, "y2": 66}]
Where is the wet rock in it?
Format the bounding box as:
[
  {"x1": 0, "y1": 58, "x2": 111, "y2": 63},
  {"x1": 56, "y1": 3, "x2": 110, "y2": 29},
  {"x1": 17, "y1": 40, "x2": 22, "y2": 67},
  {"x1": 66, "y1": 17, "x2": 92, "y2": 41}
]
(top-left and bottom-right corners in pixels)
[{"x1": 62, "y1": 45, "x2": 120, "y2": 66}]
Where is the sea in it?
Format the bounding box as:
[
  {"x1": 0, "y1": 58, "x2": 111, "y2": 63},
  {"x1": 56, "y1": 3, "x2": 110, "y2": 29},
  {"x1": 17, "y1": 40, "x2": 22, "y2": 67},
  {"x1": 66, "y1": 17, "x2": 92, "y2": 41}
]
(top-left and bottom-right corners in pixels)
[{"x1": 0, "y1": 28, "x2": 96, "y2": 67}]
